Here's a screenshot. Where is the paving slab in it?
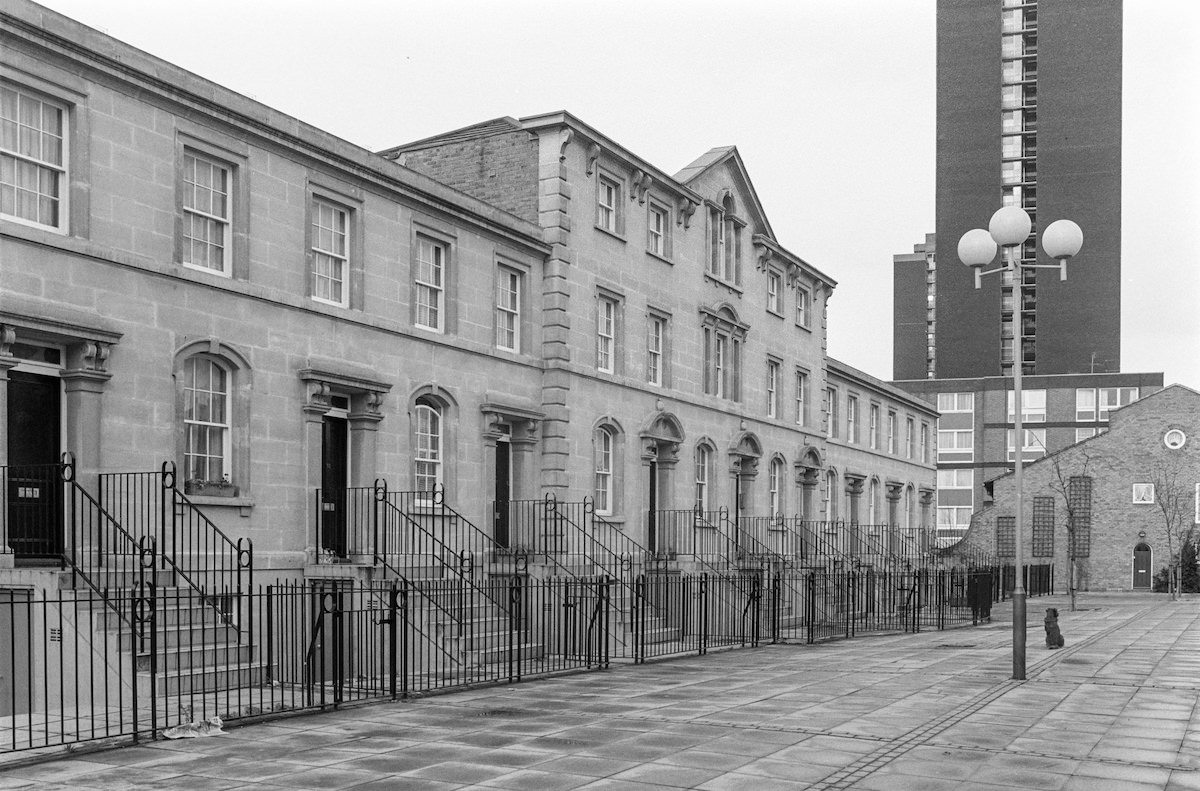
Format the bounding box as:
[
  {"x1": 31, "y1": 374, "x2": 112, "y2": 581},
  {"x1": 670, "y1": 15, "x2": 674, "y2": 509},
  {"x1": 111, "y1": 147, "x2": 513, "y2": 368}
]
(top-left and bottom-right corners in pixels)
[{"x1": 6, "y1": 592, "x2": 1200, "y2": 790}]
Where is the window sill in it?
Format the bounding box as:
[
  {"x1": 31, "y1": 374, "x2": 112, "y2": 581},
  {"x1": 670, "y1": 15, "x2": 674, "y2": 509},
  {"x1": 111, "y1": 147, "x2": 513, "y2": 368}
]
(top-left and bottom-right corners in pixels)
[
  {"x1": 645, "y1": 250, "x2": 673, "y2": 265},
  {"x1": 703, "y1": 273, "x2": 743, "y2": 294},
  {"x1": 594, "y1": 225, "x2": 627, "y2": 243},
  {"x1": 181, "y1": 261, "x2": 234, "y2": 279},
  {"x1": 795, "y1": 322, "x2": 812, "y2": 333},
  {"x1": 186, "y1": 494, "x2": 254, "y2": 515},
  {"x1": 767, "y1": 309, "x2": 785, "y2": 320}
]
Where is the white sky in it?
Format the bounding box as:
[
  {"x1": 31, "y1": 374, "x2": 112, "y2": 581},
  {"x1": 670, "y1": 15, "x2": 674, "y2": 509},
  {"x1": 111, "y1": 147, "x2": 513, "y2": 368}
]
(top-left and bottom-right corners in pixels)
[{"x1": 32, "y1": 0, "x2": 1200, "y2": 389}]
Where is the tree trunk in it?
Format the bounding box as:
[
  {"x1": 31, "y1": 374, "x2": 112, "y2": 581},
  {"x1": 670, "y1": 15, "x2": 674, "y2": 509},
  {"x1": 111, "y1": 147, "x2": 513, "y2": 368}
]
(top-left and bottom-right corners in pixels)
[{"x1": 1068, "y1": 558, "x2": 1077, "y2": 612}]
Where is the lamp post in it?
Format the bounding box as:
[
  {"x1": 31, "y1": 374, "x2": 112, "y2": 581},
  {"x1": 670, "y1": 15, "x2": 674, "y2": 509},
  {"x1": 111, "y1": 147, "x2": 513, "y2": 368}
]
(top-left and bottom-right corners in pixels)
[{"x1": 957, "y1": 206, "x2": 1082, "y2": 681}]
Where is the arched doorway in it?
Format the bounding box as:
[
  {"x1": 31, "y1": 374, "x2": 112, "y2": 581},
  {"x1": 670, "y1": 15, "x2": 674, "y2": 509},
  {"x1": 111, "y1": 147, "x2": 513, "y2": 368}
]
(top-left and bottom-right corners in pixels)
[{"x1": 1132, "y1": 542, "x2": 1153, "y2": 589}]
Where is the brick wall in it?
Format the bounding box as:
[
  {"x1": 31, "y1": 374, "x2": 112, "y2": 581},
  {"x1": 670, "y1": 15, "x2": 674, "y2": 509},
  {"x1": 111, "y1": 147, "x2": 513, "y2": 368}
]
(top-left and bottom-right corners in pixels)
[
  {"x1": 951, "y1": 386, "x2": 1200, "y2": 591},
  {"x1": 400, "y1": 132, "x2": 539, "y2": 223}
]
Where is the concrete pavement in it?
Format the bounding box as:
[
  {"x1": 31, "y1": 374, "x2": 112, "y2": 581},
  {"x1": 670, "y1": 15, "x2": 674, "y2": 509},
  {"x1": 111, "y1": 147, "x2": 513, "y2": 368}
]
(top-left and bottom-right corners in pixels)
[{"x1": 3, "y1": 592, "x2": 1199, "y2": 790}]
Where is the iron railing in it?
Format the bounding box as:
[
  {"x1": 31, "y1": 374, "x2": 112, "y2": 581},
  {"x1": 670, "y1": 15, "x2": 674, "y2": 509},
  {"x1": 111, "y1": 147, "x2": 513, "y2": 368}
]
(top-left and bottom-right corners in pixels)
[
  {"x1": 0, "y1": 564, "x2": 1049, "y2": 757},
  {"x1": 1, "y1": 457, "x2": 154, "y2": 641},
  {"x1": 98, "y1": 462, "x2": 253, "y2": 628}
]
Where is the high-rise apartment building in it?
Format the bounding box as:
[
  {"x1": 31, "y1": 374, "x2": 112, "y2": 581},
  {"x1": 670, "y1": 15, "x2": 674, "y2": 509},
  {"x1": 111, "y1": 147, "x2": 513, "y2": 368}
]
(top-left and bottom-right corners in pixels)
[
  {"x1": 891, "y1": 1, "x2": 1161, "y2": 544},
  {"x1": 895, "y1": 0, "x2": 1123, "y2": 381}
]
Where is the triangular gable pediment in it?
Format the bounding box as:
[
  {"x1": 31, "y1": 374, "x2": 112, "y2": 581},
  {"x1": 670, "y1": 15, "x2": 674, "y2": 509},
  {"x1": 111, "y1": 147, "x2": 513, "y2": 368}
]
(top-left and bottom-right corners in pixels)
[{"x1": 674, "y1": 147, "x2": 774, "y2": 241}]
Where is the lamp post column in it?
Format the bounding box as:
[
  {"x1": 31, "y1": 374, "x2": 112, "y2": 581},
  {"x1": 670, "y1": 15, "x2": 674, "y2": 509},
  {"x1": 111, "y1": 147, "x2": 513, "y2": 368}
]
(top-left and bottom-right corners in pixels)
[{"x1": 1009, "y1": 248, "x2": 1026, "y2": 681}]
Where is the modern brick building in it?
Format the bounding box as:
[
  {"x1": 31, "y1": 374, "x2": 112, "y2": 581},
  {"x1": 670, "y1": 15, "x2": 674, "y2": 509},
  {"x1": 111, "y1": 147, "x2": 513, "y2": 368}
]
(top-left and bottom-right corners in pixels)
[
  {"x1": 889, "y1": 1, "x2": 1161, "y2": 545},
  {"x1": 895, "y1": 0, "x2": 1124, "y2": 382},
  {"x1": 951, "y1": 385, "x2": 1200, "y2": 591},
  {"x1": 896, "y1": 372, "x2": 1163, "y2": 544}
]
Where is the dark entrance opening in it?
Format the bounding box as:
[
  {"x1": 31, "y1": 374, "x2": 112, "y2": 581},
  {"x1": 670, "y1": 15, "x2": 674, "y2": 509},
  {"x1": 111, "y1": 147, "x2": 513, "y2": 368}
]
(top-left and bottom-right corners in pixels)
[
  {"x1": 646, "y1": 459, "x2": 658, "y2": 553},
  {"x1": 6, "y1": 371, "x2": 62, "y2": 560},
  {"x1": 320, "y1": 414, "x2": 348, "y2": 557},
  {"x1": 493, "y1": 439, "x2": 511, "y2": 548},
  {"x1": 1132, "y1": 542, "x2": 1152, "y2": 589}
]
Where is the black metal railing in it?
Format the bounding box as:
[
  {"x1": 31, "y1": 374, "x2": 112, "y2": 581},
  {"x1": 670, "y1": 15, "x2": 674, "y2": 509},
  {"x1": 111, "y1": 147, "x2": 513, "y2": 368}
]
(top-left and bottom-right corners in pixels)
[
  {"x1": 0, "y1": 562, "x2": 1046, "y2": 757},
  {"x1": 1, "y1": 457, "x2": 155, "y2": 638},
  {"x1": 98, "y1": 462, "x2": 253, "y2": 629}
]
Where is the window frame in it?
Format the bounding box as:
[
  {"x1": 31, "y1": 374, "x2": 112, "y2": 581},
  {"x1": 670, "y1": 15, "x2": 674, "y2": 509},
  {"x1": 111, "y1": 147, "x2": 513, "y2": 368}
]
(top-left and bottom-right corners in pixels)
[
  {"x1": 175, "y1": 340, "x2": 252, "y2": 501},
  {"x1": 1075, "y1": 388, "x2": 1097, "y2": 421},
  {"x1": 309, "y1": 196, "x2": 351, "y2": 308},
  {"x1": 768, "y1": 457, "x2": 784, "y2": 516},
  {"x1": 1132, "y1": 483, "x2": 1155, "y2": 505},
  {"x1": 766, "y1": 269, "x2": 783, "y2": 316},
  {"x1": 869, "y1": 403, "x2": 880, "y2": 450},
  {"x1": 181, "y1": 149, "x2": 233, "y2": 277},
  {"x1": 1098, "y1": 387, "x2": 1138, "y2": 421},
  {"x1": 647, "y1": 200, "x2": 671, "y2": 259},
  {"x1": 495, "y1": 263, "x2": 523, "y2": 353},
  {"x1": 0, "y1": 83, "x2": 68, "y2": 233},
  {"x1": 701, "y1": 306, "x2": 746, "y2": 403},
  {"x1": 846, "y1": 395, "x2": 859, "y2": 444},
  {"x1": 414, "y1": 397, "x2": 444, "y2": 495},
  {"x1": 597, "y1": 293, "x2": 620, "y2": 374},
  {"x1": 414, "y1": 233, "x2": 448, "y2": 333},
  {"x1": 182, "y1": 355, "x2": 232, "y2": 485},
  {"x1": 825, "y1": 387, "x2": 839, "y2": 439},
  {"x1": 647, "y1": 312, "x2": 669, "y2": 387},
  {"x1": 766, "y1": 358, "x2": 781, "y2": 419},
  {"x1": 1007, "y1": 389, "x2": 1047, "y2": 423},
  {"x1": 596, "y1": 171, "x2": 623, "y2": 236},
  {"x1": 695, "y1": 444, "x2": 714, "y2": 513},
  {"x1": 1007, "y1": 427, "x2": 1047, "y2": 460},
  {"x1": 795, "y1": 286, "x2": 812, "y2": 329},
  {"x1": 795, "y1": 368, "x2": 810, "y2": 427},
  {"x1": 594, "y1": 426, "x2": 615, "y2": 516}
]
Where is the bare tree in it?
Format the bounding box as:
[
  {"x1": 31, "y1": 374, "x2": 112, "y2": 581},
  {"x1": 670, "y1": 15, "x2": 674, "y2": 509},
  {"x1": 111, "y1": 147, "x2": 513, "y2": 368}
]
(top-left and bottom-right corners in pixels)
[
  {"x1": 1147, "y1": 455, "x2": 1196, "y2": 600},
  {"x1": 1044, "y1": 449, "x2": 1105, "y2": 612}
]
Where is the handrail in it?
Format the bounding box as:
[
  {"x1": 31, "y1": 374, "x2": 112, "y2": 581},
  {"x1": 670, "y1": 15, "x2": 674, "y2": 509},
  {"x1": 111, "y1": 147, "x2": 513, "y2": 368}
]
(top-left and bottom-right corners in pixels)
[
  {"x1": 97, "y1": 462, "x2": 253, "y2": 632},
  {"x1": 368, "y1": 562, "x2": 463, "y2": 670},
  {"x1": 3, "y1": 456, "x2": 150, "y2": 639}
]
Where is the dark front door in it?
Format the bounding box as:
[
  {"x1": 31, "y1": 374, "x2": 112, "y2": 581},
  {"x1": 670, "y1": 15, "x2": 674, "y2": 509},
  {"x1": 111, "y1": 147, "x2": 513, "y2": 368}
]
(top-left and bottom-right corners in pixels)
[
  {"x1": 1132, "y1": 542, "x2": 1152, "y2": 589},
  {"x1": 320, "y1": 415, "x2": 348, "y2": 557},
  {"x1": 493, "y1": 440, "x2": 511, "y2": 548},
  {"x1": 6, "y1": 371, "x2": 62, "y2": 559},
  {"x1": 647, "y1": 459, "x2": 658, "y2": 553}
]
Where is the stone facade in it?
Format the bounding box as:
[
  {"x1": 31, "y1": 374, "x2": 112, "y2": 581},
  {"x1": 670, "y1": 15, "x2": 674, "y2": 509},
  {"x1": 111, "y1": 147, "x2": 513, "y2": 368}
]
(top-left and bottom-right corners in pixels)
[
  {"x1": 1, "y1": 2, "x2": 935, "y2": 580},
  {"x1": 950, "y1": 385, "x2": 1200, "y2": 591},
  {"x1": 389, "y1": 113, "x2": 937, "y2": 536},
  {"x1": 1, "y1": 2, "x2": 548, "y2": 573}
]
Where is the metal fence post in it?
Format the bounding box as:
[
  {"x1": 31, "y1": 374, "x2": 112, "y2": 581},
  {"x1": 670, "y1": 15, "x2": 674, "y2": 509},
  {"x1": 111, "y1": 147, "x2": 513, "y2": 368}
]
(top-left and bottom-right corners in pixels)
[
  {"x1": 806, "y1": 572, "x2": 816, "y2": 644},
  {"x1": 388, "y1": 582, "x2": 399, "y2": 700}
]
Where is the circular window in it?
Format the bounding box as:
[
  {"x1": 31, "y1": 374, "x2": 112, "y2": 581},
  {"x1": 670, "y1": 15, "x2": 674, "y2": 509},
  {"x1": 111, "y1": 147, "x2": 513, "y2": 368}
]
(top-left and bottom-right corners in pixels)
[{"x1": 1164, "y1": 429, "x2": 1187, "y2": 450}]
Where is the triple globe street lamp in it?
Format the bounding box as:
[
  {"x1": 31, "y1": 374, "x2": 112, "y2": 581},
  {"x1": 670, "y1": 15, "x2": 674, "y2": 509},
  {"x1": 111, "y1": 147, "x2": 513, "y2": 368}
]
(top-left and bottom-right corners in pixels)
[{"x1": 957, "y1": 206, "x2": 1083, "y2": 681}]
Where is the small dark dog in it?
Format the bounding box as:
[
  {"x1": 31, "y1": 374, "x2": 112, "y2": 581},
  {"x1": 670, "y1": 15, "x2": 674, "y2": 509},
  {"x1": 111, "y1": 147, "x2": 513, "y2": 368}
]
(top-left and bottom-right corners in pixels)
[{"x1": 1044, "y1": 607, "x2": 1065, "y2": 649}]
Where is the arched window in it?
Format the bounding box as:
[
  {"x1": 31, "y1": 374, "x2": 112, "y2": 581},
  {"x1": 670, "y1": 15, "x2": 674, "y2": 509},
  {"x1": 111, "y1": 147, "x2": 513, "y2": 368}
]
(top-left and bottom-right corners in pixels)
[
  {"x1": 594, "y1": 426, "x2": 614, "y2": 515},
  {"x1": 768, "y1": 457, "x2": 784, "y2": 516},
  {"x1": 695, "y1": 444, "x2": 713, "y2": 513},
  {"x1": 183, "y1": 356, "x2": 230, "y2": 483},
  {"x1": 414, "y1": 397, "x2": 442, "y2": 494}
]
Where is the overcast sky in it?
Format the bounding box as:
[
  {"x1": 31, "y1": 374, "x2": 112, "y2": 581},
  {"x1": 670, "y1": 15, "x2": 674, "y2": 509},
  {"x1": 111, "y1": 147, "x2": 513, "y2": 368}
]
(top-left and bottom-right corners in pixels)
[{"x1": 33, "y1": 0, "x2": 1200, "y2": 389}]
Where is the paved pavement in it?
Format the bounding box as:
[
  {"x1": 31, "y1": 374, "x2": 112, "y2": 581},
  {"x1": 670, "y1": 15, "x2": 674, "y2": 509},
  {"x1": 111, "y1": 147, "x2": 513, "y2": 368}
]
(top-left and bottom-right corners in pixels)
[{"x1": 3, "y1": 592, "x2": 1200, "y2": 790}]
